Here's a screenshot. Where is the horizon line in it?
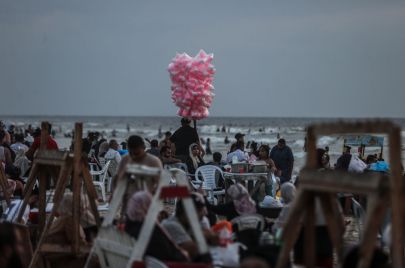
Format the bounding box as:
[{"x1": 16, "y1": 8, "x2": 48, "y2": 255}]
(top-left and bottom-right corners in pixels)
[{"x1": 1, "y1": 114, "x2": 405, "y2": 120}]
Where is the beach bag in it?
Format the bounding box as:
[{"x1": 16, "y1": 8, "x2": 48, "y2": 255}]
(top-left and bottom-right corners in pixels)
[{"x1": 348, "y1": 155, "x2": 367, "y2": 173}]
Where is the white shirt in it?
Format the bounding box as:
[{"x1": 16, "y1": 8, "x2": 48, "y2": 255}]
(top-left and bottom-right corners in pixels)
[
  {"x1": 10, "y1": 142, "x2": 29, "y2": 154},
  {"x1": 104, "y1": 148, "x2": 122, "y2": 164},
  {"x1": 226, "y1": 149, "x2": 248, "y2": 163}
]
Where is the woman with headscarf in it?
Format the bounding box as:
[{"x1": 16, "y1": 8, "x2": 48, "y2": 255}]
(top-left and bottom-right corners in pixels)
[
  {"x1": 271, "y1": 182, "x2": 296, "y2": 233},
  {"x1": 185, "y1": 143, "x2": 205, "y2": 176},
  {"x1": 125, "y1": 191, "x2": 188, "y2": 262},
  {"x1": 46, "y1": 192, "x2": 96, "y2": 245},
  {"x1": 250, "y1": 144, "x2": 278, "y2": 200},
  {"x1": 43, "y1": 193, "x2": 97, "y2": 268},
  {"x1": 205, "y1": 183, "x2": 257, "y2": 221},
  {"x1": 316, "y1": 148, "x2": 331, "y2": 170}
]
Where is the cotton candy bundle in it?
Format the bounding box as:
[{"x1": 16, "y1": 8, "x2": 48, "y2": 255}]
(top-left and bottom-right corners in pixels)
[{"x1": 168, "y1": 50, "x2": 215, "y2": 120}]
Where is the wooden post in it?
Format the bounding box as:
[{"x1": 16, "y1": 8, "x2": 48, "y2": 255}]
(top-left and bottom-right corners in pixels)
[
  {"x1": 304, "y1": 195, "x2": 315, "y2": 268},
  {"x1": 388, "y1": 126, "x2": 403, "y2": 268},
  {"x1": 72, "y1": 122, "x2": 83, "y2": 255},
  {"x1": 38, "y1": 121, "x2": 49, "y2": 235}
]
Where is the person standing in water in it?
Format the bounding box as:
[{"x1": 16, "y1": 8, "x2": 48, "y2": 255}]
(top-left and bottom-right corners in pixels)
[{"x1": 205, "y1": 138, "x2": 212, "y2": 155}]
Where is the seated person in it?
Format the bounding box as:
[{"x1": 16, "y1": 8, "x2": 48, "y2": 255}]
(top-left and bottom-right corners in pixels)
[
  {"x1": 204, "y1": 152, "x2": 226, "y2": 188},
  {"x1": 112, "y1": 135, "x2": 162, "y2": 203},
  {"x1": 260, "y1": 195, "x2": 282, "y2": 208},
  {"x1": 205, "y1": 183, "x2": 257, "y2": 221},
  {"x1": 43, "y1": 193, "x2": 97, "y2": 268},
  {"x1": 146, "y1": 139, "x2": 160, "y2": 157},
  {"x1": 104, "y1": 139, "x2": 122, "y2": 177},
  {"x1": 125, "y1": 191, "x2": 188, "y2": 262},
  {"x1": 271, "y1": 182, "x2": 296, "y2": 232},
  {"x1": 162, "y1": 192, "x2": 218, "y2": 260},
  {"x1": 226, "y1": 141, "x2": 248, "y2": 163},
  {"x1": 205, "y1": 152, "x2": 226, "y2": 169},
  {"x1": 185, "y1": 143, "x2": 205, "y2": 176},
  {"x1": 160, "y1": 146, "x2": 182, "y2": 165},
  {"x1": 45, "y1": 192, "x2": 97, "y2": 245},
  {"x1": 256, "y1": 145, "x2": 277, "y2": 172}
]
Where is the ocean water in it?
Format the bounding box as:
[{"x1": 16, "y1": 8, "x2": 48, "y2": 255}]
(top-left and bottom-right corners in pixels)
[{"x1": 2, "y1": 116, "x2": 405, "y2": 175}]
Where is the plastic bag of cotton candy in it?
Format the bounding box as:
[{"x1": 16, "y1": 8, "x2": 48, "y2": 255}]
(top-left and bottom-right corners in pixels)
[{"x1": 168, "y1": 50, "x2": 216, "y2": 120}]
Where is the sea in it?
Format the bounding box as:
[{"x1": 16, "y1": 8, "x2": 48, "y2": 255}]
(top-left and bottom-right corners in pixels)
[{"x1": 2, "y1": 116, "x2": 405, "y2": 176}]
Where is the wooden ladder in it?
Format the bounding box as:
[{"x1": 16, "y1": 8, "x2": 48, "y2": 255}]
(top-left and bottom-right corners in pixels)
[
  {"x1": 88, "y1": 166, "x2": 209, "y2": 268},
  {"x1": 16, "y1": 122, "x2": 101, "y2": 267},
  {"x1": 276, "y1": 120, "x2": 403, "y2": 268}
]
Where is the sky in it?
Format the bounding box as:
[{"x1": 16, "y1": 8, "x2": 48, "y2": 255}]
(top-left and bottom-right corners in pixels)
[{"x1": 1, "y1": 0, "x2": 405, "y2": 118}]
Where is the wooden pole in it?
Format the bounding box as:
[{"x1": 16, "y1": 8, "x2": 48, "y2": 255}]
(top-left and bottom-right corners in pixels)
[
  {"x1": 388, "y1": 126, "x2": 403, "y2": 268},
  {"x1": 72, "y1": 123, "x2": 83, "y2": 255},
  {"x1": 38, "y1": 121, "x2": 49, "y2": 235}
]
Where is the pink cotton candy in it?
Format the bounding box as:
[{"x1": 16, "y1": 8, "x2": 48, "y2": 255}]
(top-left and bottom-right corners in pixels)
[{"x1": 168, "y1": 49, "x2": 215, "y2": 120}]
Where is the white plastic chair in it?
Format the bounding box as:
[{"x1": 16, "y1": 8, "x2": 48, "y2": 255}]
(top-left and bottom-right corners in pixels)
[
  {"x1": 352, "y1": 197, "x2": 366, "y2": 240},
  {"x1": 91, "y1": 161, "x2": 111, "y2": 202},
  {"x1": 194, "y1": 165, "x2": 225, "y2": 204}
]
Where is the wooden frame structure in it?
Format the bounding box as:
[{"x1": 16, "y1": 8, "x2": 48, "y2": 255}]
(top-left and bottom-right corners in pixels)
[
  {"x1": 87, "y1": 166, "x2": 209, "y2": 268},
  {"x1": 16, "y1": 122, "x2": 101, "y2": 267},
  {"x1": 276, "y1": 120, "x2": 403, "y2": 268}
]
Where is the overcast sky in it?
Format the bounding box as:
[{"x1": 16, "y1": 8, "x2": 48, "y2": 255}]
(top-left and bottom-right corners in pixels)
[{"x1": 1, "y1": 1, "x2": 405, "y2": 118}]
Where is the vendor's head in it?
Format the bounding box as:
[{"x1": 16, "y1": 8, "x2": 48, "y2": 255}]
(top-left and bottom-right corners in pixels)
[
  {"x1": 181, "y1": 118, "x2": 191, "y2": 126},
  {"x1": 126, "y1": 191, "x2": 152, "y2": 222},
  {"x1": 128, "y1": 135, "x2": 146, "y2": 161},
  {"x1": 280, "y1": 182, "x2": 296, "y2": 204}
]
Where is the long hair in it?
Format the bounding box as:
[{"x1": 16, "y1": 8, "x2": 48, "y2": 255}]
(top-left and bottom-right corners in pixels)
[{"x1": 188, "y1": 143, "x2": 201, "y2": 169}]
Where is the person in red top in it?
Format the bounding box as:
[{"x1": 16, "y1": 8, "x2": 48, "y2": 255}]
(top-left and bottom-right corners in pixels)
[{"x1": 26, "y1": 123, "x2": 59, "y2": 161}]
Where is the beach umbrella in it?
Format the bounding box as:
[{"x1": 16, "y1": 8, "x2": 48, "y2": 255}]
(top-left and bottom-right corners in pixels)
[{"x1": 168, "y1": 50, "x2": 216, "y2": 127}]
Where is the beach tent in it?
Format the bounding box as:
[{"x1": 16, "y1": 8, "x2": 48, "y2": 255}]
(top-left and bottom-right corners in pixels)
[{"x1": 343, "y1": 134, "x2": 384, "y2": 158}]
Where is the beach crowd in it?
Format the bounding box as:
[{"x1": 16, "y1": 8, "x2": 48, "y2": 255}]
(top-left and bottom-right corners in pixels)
[{"x1": 0, "y1": 118, "x2": 400, "y2": 268}]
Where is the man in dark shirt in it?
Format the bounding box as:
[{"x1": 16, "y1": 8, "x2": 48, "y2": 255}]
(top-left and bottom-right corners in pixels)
[
  {"x1": 82, "y1": 132, "x2": 96, "y2": 156},
  {"x1": 270, "y1": 138, "x2": 294, "y2": 184},
  {"x1": 170, "y1": 118, "x2": 201, "y2": 162}
]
